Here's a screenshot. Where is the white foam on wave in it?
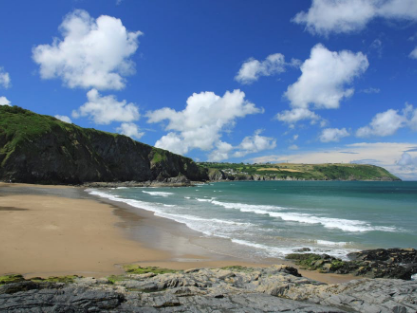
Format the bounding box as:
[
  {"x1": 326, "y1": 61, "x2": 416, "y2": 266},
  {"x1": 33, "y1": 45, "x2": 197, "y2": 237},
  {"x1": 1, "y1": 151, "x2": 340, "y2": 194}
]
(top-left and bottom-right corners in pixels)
[
  {"x1": 87, "y1": 189, "x2": 357, "y2": 260},
  {"x1": 211, "y1": 200, "x2": 396, "y2": 233},
  {"x1": 117, "y1": 187, "x2": 128, "y2": 189},
  {"x1": 211, "y1": 201, "x2": 283, "y2": 212},
  {"x1": 196, "y1": 198, "x2": 215, "y2": 202},
  {"x1": 231, "y1": 238, "x2": 355, "y2": 259},
  {"x1": 316, "y1": 240, "x2": 350, "y2": 247},
  {"x1": 86, "y1": 189, "x2": 251, "y2": 238},
  {"x1": 142, "y1": 191, "x2": 174, "y2": 197},
  {"x1": 411, "y1": 273, "x2": 417, "y2": 281}
]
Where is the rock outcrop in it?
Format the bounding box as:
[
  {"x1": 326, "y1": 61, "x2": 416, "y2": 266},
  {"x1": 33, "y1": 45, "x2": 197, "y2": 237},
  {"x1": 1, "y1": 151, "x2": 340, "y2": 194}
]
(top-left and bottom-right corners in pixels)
[
  {"x1": 0, "y1": 106, "x2": 208, "y2": 184},
  {"x1": 286, "y1": 248, "x2": 417, "y2": 280},
  {"x1": 1, "y1": 266, "x2": 416, "y2": 312}
]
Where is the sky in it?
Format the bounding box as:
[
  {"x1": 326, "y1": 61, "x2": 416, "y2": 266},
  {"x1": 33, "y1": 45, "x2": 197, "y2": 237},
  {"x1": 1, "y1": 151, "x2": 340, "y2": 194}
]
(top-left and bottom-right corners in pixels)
[{"x1": 0, "y1": 0, "x2": 417, "y2": 180}]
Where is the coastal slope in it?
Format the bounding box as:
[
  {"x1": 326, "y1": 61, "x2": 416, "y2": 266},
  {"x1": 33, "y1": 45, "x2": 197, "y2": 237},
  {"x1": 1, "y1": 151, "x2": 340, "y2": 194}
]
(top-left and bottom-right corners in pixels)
[
  {"x1": 0, "y1": 106, "x2": 208, "y2": 184},
  {"x1": 200, "y1": 162, "x2": 401, "y2": 181}
]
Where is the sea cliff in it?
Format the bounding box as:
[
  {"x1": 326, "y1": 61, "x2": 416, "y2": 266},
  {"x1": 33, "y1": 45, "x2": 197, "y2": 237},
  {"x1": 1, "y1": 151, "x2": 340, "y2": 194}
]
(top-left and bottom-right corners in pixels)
[{"x1": 0, "y1": 106, "x2": 208, "y2": 184}]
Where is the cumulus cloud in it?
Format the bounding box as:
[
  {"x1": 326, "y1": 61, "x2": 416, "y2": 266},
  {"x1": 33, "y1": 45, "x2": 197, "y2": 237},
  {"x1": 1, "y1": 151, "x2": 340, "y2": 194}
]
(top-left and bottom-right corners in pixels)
[
  {"x1": 233, "y1": 130, "x2": 276, "y2": 158},
  {"x1": 208, "y1": 130, "x2": 276, "y2": 161},
  {"x1": 356, "y1": 103, "x2": 417, "y2": 137},
  {"x1": 208, "y1": 141, "x2": 234, "y2": 162},
  {"x1": 55, "y1": 115, "x2": 72, "y2": 123},
  {"x1": 0, "y1": 67, "x2": 10, "y2": 89},
  {"x1": 147, "y1": 90, "x2": 262, "y2": 155},
  {"x1": 235, "y1": 53, "x2": 300, "y2": 84},
  {"x1": 32, "y1": 10, "x2": 142, "y2": 90},
  {"x1": 116, "y1": 122, "x2": 144, "y2": 140},
  {"x1": 72, "y1": 89, "x2": 140, "y2": 125},
  {"x1": 293, "y1": 0, "x2": 417, "y2": 36},
  {"x1": 277, "y1": 44, "x2": 368, "y2": 126},
  {"x1": 320, "y1": 127, "x2": 350, "y2": 142},
  {"x1": 0, "y1": 96, "x2": 11, "y2": 106},
  {"x1": 276, "y1": 108, "x2": 320, "y2": 125},
  {"x1": 289, "y1": 144, "x2": 299, "y2": 150},
  {"x1": 285, "y1": 44, "x2": 368, "y2": 110}
]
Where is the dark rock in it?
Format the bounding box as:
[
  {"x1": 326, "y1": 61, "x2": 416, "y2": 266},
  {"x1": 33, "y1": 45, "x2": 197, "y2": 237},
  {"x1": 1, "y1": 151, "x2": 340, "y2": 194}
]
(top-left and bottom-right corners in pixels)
[
  {"x1": 1, "y1": 267, "x2": 416, "y2": 312},
  {"x1": 287, "y1": 248, "x2": 417, "y2": 280}
]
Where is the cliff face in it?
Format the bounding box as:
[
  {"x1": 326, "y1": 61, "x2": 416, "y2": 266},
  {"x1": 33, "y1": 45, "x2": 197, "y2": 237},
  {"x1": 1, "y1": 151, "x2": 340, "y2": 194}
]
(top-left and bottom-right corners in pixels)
[{"x1": 0, "y1": 106, "x2": 208, "y2": 184}]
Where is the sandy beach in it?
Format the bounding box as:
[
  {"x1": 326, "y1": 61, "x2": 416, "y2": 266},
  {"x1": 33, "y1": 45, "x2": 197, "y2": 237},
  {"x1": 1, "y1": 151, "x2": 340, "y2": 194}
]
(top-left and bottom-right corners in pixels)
[{"x1": 0, "y1": 182, "x2": 355, "y2": 284}]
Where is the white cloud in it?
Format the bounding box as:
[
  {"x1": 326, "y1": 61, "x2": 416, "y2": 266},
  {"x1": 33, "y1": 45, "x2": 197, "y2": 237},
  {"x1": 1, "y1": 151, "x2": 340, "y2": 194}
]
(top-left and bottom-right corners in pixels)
[
  {"x1": 250, "y1": 142, "x2": 417, "y2": 180},
  {"x1": 147, "y1": 90, "x2": 262, "y2": 155},
  {"x1": 72, "y1": 89, "x2": 140, "y2": 125},
  {"x1": 32, "y1": 9, "x2": 142, "y2": 90},
  {"x1": 277, "y1": 44, "x2": 368, "y2": 125},
  {"x1": 293, "y1": 134, "x2": 299, "y2": 141},
  {"x1": 356, "y1": 103, "x2": 417, "y2": 137},
  {"x1": 0, "y1": 67, "x2": 10, "y2": 89},
  {"x1": 285, "y1": 44, "x2": 368, "y2": 110},
  {"x1": 320, "y1": 127, "x2": 350, "y2": 142},
  {"x1": 208, "y1": 130, "x2": 276, "y2": 161},
  {"x1": 235, "y1": 53, "x2": 299, "y2": 84},
  {"x1": 289, "y1": 144, "x2": 299, "y2": 150},
  {"x1": 396, "y1": 152, "x2": 417, "y2": 168},
  {"x1": 293, "y1": 0, "x2": 417, "y2": 36},
  {"x1": 233, "y1": 130, "x2": 276, "y2": 158},
  {"x1": 0, "y1": 96, "x2": 11, "y2": 106},
  {"x1": 55, "y1": 115, "x2": 72, "y2": 123},
  {"x1": 116, "y1": 122, "x2": 144, "y2": 140},
  {"x1": 410, "y1": 47, "x2": 417, "y2": 59},
  {"x1": 276, "y1": 108, "x2": 320, "y2": 125},
  {"x1": 208, "y1": 141, "x2": 234, "y2": 162}
]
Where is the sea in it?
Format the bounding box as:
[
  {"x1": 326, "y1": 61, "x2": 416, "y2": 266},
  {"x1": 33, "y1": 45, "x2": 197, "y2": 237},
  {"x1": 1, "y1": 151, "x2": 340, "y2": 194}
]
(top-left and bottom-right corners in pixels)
[{"x1": 88, "y1": 181, "x2": 417, "y2": 261}]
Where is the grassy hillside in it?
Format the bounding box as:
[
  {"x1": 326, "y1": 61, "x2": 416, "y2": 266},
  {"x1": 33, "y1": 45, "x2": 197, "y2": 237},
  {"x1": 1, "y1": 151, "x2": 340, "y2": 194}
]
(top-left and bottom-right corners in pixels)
[
  {"x1": 199, "y1": 162, "x2": 400, "y2": 181},
  {"x1": 0, "y1": 106, "x2": 207, "y2": 184}
]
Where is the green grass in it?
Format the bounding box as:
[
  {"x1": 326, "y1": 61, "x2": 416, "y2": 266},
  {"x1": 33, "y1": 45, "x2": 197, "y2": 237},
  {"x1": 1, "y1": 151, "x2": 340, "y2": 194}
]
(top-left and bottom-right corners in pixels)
[
  {"x1": 123, "y1": 265, "x2": 178, "y2": 275},
  {"x1": 0, "y1": 274, "x2": 80, "y2": 286},
  {"x1": 0, "y1": 274, "x2": 25, "y2": 285},
  {"x1": 198, "y1": 161, "x2": 400, "y2": 181}
]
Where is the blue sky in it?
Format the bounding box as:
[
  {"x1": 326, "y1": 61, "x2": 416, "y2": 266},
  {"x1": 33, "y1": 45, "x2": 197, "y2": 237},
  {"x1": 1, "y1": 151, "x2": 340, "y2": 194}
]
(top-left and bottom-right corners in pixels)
[{"x1": 1, "y1": 0, "x2": 417, "y2": 179}]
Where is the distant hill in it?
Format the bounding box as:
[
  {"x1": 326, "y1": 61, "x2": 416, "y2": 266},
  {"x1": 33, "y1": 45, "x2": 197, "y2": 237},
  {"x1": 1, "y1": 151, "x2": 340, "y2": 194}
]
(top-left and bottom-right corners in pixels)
[
  {"x1": 199, "y1": 162, "x2": 401, "y2": 181},
  {"x1": 0, "y1": 106, "x2": 208, "y2": 184}
]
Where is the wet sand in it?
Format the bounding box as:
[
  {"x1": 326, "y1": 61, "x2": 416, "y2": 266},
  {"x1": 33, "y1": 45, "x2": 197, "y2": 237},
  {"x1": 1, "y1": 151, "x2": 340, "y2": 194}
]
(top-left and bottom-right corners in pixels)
[{"x1": 0, "y1": 182, "x2": 356, "y2": 284}]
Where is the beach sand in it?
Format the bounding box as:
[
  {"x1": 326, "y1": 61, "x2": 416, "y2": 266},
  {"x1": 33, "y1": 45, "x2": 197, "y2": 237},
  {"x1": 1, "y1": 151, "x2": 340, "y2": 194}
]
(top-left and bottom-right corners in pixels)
[{"x1": 0, "y1": 182, "x2": 355, "y2": 284}]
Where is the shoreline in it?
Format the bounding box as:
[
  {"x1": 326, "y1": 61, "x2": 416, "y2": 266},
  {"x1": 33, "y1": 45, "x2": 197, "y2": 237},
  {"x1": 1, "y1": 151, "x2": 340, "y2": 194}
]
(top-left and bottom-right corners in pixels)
[{"x1": 0, "y1": 182, "x2": 358, "y2": 284}]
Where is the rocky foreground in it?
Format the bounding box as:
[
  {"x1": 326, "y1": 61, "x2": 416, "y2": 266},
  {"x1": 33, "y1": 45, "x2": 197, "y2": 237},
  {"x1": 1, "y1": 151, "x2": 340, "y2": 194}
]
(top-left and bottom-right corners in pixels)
[
  {"x1": 286, "y1": 248, "x2": 417, "y2": 280},
  {"x1": 1, "y1": 266, "x2": 416, "y2": 312}
]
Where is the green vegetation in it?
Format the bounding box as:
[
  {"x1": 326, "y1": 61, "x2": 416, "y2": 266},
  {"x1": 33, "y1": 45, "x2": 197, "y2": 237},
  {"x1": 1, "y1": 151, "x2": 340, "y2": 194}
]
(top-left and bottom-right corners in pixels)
[
  {"x1": 199, "y1": 161, "x2": 400, "y2": 181},
  {"x1": 124, "y1": 265, "x2": 178, "y2": 275},
  {"x1": 29, "y1": 275, "x2": 80, "y2": 284},
  {"x1": 0, "y1": 274, "x2": 80, "y2": 286},
  {"x1": 0, "y1": 274, "x2": 25, "y2": 285},
  {"x1": 151, "y1": 148, "x2": 168, "y2": 164}
]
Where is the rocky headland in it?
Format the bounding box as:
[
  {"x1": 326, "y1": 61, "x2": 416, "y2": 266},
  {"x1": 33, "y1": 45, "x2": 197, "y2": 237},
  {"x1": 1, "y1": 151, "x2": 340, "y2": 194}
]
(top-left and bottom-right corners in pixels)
[{"x1": 1, "y1": 265, "x2": 416, "y2": 312}]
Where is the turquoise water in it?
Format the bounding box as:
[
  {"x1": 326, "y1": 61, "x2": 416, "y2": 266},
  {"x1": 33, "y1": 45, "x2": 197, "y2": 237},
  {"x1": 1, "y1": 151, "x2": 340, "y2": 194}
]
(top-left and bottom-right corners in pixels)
[{"x1": 89, "y1": 181, "x2": 417, "y2": 260}]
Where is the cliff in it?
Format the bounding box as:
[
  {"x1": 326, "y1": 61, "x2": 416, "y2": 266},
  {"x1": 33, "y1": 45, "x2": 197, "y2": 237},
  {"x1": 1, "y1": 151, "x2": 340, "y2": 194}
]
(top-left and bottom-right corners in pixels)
[
  {"x1": 0, "y1": 106, "x2": 208, "y2": 184},
  {"x1": 201, "y1": 161, "x2": 401, "y2": 181}
]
